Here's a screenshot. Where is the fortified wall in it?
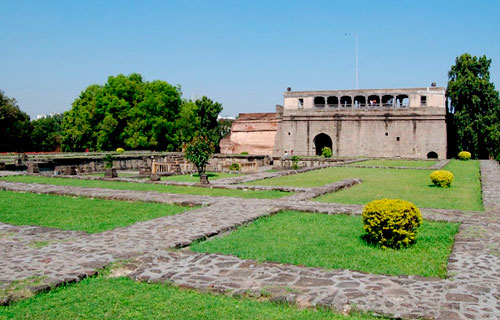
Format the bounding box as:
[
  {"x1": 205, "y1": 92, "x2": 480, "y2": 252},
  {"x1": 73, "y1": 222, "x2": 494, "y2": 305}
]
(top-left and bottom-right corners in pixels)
[
  {"x1": 274, "y1": 87, "x2": 447, "y2": 159},
  {"x1": 222, "y1": 86, "x2": 448, "y2": 159}
]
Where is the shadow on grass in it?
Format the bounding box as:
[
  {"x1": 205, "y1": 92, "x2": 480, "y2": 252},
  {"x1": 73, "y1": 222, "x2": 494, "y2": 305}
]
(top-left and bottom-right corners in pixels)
[
  {"x1": 427, "y1": 184, "x2": 452, "y2": 188},
  {"x1": 359, "y1": 233, "x2": 417, "y2": 250}
]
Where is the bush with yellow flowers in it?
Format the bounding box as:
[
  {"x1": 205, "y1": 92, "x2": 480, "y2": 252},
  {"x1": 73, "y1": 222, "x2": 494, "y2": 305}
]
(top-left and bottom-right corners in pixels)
[
  {"x1": 458, "y1": 151, "x2": 471, "y2": 160},
  {"x1": 362, "y1": 199, "x2": 422, "y2": 249},
  {"x1": 430, "y1": 170, "x2": 454, "y2": 187}
]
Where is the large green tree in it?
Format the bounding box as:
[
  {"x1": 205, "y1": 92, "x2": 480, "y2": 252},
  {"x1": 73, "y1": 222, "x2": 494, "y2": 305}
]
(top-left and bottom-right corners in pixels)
[
  {"x1": 31, "y1": 113, "x2": 63, "y2": 151},
  {"x1": 0, "y1": 90, "x2": 31, "y2": 152},
  {"x1": 61, "y1": 74, "x2": 183, "y2": 151},
  {"x1": 176, "y1": 96, "x2": 223, "y2": 148},
  {"x1": 447, "y1": 54, "x2": 500, "y2": 160}
]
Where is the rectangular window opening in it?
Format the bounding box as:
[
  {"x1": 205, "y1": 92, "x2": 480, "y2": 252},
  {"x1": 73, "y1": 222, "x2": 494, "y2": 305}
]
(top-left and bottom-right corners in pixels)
[{"x1": 420, "y1": 96, "x2": 427, "y2": 106}]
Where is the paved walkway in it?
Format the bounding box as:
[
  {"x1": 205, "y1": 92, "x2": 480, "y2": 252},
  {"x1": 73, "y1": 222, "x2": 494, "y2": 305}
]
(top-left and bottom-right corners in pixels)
[{"x1": 0, "y1": 161, "x2": 499, "y2": 319}]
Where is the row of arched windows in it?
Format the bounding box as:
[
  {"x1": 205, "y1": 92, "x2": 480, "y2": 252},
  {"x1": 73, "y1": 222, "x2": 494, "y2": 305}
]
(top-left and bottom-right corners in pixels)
[{"x1": 312, "y1": 94, "x2": 409, "y2": 108}]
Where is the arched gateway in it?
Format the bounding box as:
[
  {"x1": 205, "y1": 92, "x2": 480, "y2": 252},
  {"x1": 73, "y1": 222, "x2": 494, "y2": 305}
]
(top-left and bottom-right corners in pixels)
[{"x1": 313, "y1": 133, "x2": 332, "y2": 156}]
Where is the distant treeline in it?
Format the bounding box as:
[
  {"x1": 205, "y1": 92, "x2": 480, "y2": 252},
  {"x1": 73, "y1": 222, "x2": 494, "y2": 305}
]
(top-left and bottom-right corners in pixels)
[{"x1": 0, "y1": 73, "x2": 232, "y2": 153}]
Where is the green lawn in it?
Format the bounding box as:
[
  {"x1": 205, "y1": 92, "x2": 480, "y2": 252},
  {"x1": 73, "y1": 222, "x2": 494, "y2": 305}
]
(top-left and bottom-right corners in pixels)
[
  {"x1": 246, "y1": 160, "x2": 482, "y2": 211},
  {"x1": 0, "y1": 176, "x2": 290, "y2": 199},
  {"x1": 351, "y1": 159, "x2": 437, "y2": 167},
  {"x1": 163, "y1": 172, "x2": 242, "y2": 183},
  {"x1": 0, "y1": 191, "x2": 191, "y2": 233},
  {"x1": 0, "y1": 276, "x2": 383, "y2": 320},
  {"x1": 192, "y1": 211, "x2": 458, "y2": 278}
]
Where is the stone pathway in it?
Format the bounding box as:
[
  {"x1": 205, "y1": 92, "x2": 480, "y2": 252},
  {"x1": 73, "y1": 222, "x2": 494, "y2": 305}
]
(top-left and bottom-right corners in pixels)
[
  {"x1": 0, "y1": 200, "x2": 276, "y2": 304},
  {"x1": 0, "y1": 171, "x2": 23, "y2": 177},
  {"x1": 282, "y1": 178, "x2": 361, "y2": 201},
  {"x1": 126, "y1": 251, "x2": 448, "y2": 319},
  {"x1": 0, "y1": 161, "x2": 499, "y2": 319}
]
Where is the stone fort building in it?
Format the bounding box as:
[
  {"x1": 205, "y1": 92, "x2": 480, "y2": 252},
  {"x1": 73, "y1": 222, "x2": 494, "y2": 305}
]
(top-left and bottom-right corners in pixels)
[{"x1": 220, "y1": 86, "x2": 447, "y2": 159}]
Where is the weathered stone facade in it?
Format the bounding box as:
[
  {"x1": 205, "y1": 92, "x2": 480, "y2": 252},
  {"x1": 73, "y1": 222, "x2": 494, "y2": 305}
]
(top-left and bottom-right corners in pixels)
[
  {"x1": 220, "y1": 113, "x2": 278, "y2": 155},
  {"x1": 223, "y1": 87, "x2": 448, "y2": 159}
]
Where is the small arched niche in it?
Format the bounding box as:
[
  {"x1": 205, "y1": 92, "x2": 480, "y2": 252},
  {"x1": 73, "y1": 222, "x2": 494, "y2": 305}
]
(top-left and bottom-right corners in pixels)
[
  {"x1": 340, "y1": 96, "x2": 352, "y2": 107},
  {"x1": 314, "y1": 97, "x2": 325, "y2": 108},
  {"x1": 354, "y1": 95, "x2": 366, "y2": 108},
  {"x1": 368, "y1": 95, "x2": 380, "y2": 106},
  {"x1": 382, "y1": 95, "x2": 394, "y2": 107},
  {"x1": 327, "y1": 96, "x2": 338, "y2": 107},
  {"x1": 396, "y1": 94, "x2": 409, "y2": 108},
  {"x1": 427, "y1": 151, "x2": 438, "y2": 159}
]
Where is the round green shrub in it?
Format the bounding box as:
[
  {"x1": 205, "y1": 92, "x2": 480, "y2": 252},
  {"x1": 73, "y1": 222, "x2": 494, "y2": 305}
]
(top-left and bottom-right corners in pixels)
[
  {"x1": 229, "y1": 163, "x2": 241, "y2": 171},
  {"x1": 430, "y1": 170, "x2": 454, "y2": 187},
  {"x1": 116, "y1": 147, "x2": 125, "y2": 153},
  {"x1": 321, "y1": 146, "x2": 332, "y2": 158},
  {"x1": 362, "y1": 199, "x2": 422, "y2": 249},
  {"x1": 458, "y1": 151, "x2": 471, "y2": 160}
]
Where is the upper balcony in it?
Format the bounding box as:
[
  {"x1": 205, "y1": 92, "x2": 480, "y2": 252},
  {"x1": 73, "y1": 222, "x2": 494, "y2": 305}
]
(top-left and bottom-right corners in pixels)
[{"x1": 284, "y1": 87, "x2": 445, "y2": 111}]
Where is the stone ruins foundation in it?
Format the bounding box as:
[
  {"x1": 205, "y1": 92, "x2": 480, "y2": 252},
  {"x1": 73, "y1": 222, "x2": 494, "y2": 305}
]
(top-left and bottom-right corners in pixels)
[{"x1": 222, "y1": 86, "x2": 448, "y2": 159}]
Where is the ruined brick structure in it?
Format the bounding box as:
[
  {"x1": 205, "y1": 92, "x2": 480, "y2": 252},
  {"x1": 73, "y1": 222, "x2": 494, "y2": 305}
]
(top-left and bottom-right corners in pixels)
[
  {"x1": 219, "y1": 113, "x2": 278, "y2": 155},
  {"x1": 222, "y1": 86, "x2": 448, "y2": 159}
]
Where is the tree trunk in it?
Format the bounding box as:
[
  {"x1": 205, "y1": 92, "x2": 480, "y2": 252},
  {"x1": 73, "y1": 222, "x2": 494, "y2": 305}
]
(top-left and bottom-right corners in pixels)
[{"x1": 199, "y1": 172, "x2": 209, "y2": 184}]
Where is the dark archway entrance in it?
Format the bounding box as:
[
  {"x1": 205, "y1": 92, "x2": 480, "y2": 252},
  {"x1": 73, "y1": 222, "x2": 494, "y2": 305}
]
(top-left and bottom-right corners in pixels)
[
  {"x1": 427, "y1": 151, "x2": 438, "y2": 159},
  {"x1": 313, "y1": 133, "x2": 333, "y2": 156}
]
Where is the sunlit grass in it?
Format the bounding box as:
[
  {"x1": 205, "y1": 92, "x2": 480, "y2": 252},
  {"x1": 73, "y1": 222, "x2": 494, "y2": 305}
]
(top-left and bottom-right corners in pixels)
[
  {"x1": 0, "y1": 176, "x2": 290, "y2": 199},
  {"x1": 246, "y1": 160, "x2": 482, "y2": 210},
  {"x1": 0, "y1": 276, "x2": 384, "y2": 319},
  {"x1": 351, "y1": 159, "x2": 436, "y2": 167},
  {"x1": 192, "y1": 211, "x2": 459, "y2": 278},
  {"x1": 0, "y1": 190, "x2": 191, "y2": 233}
]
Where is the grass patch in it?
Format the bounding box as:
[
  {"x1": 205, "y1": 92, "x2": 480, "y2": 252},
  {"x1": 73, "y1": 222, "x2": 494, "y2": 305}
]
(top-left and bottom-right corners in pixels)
[
  {"x1": 351, "y1": 159, "x2": 437, "y2": 167},
  {"x1": 0, "y1": 276, "x2": 382, "y2": 320},
  {"x1": 0, "y1": 276, "x2": 47, "y2": 303},
  {"x1": 0, "y1": 176, "x2": 290, "y2": 199},
  {"x1": 162, "y1": 172, "x2": 242, "y2": 183},
  {"x1": 246, "y1": 160, "x2": 482, "y2": 211},
  {"x1": 192, "y1": 211, "x2": 459, "y2": 278},
  {"x1": 0, "y1": 191, "x2": 191, "y2": 233}
]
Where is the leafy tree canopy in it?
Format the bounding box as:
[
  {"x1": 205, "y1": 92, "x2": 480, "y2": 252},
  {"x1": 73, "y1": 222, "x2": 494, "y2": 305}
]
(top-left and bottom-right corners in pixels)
[
  {"x1": 31, "y1": 114, "x2": 63, "y2": 152},
  {"x1": 0, "y1": 90, "x2": 31, "y2": 152},
  {"x1": 176, "y1": 96, "x2": 223, "y2": 148},
  {"x1": 447, "y1": 53, "x2": 500, "y2": 160},
  {"x1": 61, "y1": 74, "x2": 183, "y2": 151}
]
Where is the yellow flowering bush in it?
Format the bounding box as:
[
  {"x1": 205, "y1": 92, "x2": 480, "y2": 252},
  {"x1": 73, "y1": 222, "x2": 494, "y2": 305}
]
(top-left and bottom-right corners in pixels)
[
  {"x1": 458, "y1": 151, "x2": 471, "y2": 160},
  {"x1": 362, "y1": 199, "x2": 422, "y2": 249},
  {"x1": 116, "y1": 148, "x2": 125, "y2": 153},
  {"x1": 430, "y1": 170, "x2": 454, "y2": 187}
]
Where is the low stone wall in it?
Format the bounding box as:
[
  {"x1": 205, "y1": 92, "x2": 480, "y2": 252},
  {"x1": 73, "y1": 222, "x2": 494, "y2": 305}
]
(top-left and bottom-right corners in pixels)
[
  {"x1": 152, "y1": 154, "x2": 272, "y2": 174},
  {"x1": 5, "y1": 152, "x2": 272, "y2": 175}
]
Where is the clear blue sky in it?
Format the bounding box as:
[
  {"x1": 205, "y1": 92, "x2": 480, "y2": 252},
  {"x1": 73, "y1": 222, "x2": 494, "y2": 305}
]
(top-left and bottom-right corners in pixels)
[{"x1": 1, "y1": 0, "x2": 499, "y2": 119}]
